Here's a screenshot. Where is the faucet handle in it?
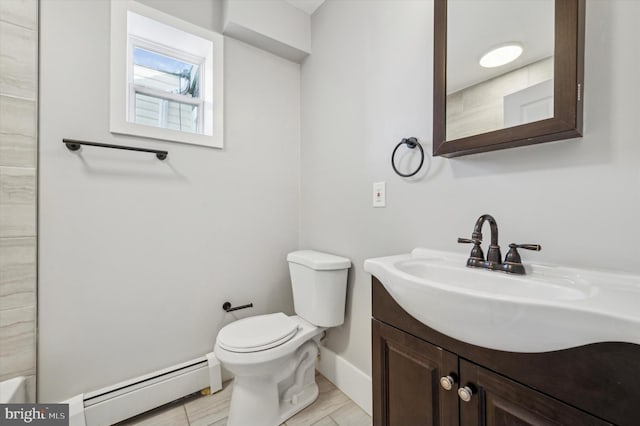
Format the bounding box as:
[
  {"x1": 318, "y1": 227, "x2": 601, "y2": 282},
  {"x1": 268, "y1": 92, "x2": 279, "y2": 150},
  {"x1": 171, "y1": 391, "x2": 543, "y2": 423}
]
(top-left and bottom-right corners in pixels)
[
  {"x1": 458, "y1": 237, "x2": 484, "y2": 261},
  {"x1": 458, "y1": 237, "x2": 480, "y2": 244},
  {"x1": 509, "y1": 243, "x2": 541, "y2": 251},
  {"x1": 505, "y1": 243, "x2": 541, "y2": 265}
]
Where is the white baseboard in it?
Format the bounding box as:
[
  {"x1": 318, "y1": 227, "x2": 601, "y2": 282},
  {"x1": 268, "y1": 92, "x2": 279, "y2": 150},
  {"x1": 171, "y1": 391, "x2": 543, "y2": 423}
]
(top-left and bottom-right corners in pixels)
[{"x1": 316, "y1": 345, "x2": 372, "y2": 416}]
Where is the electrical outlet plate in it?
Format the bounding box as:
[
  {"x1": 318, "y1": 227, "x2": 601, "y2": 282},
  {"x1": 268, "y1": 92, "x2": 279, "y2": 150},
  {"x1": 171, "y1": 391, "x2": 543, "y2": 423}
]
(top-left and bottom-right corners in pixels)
[{"x1": 373, "y1": 182, "x2": 386, "y2": 207}]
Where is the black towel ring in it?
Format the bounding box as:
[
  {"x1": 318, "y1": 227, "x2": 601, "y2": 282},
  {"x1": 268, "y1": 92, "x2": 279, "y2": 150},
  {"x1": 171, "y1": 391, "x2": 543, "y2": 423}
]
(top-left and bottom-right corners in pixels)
[{"x1": 391, "y1": 137, "x2": 424, "y2": 177}]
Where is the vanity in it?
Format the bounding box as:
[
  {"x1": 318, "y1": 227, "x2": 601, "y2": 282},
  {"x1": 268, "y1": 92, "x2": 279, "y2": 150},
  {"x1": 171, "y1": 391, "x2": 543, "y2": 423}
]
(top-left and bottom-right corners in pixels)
[
  {"x1": 366, "y1": 250, "x2": 640, "y2": 426},
  {"x1": 366, "y1": 0, "x2": 628, "y2": 422}
]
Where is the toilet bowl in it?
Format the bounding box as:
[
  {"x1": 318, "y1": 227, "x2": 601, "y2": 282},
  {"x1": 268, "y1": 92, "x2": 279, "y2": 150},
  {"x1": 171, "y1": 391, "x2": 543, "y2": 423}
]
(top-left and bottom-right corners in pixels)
[
  {"x1": 214, "y1": 250, "x2": 351, "y2": 426},
  {"x1": 215, "y1": 314, "x2": 323, "y2": 425}
]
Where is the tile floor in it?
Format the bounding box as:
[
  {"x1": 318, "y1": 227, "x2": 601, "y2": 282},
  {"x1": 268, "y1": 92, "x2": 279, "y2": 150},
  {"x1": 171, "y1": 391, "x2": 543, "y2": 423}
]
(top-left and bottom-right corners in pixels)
[{"x1": 118, "y1": 373, "x2": 371, "y2": 426}]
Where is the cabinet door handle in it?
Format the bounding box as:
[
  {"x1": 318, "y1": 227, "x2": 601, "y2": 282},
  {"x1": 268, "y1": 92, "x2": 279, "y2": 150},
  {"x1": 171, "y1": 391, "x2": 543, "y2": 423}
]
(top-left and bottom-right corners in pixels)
[
  {"x1": 439, "y1": 375, "x2": 455, "y2": 391},
  {"x1": 458, "y1": 386, "x2": 474, "y2": 402}
]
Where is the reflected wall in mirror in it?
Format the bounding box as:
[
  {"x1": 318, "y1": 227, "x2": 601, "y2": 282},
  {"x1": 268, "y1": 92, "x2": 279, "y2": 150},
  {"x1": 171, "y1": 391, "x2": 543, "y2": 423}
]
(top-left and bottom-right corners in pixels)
[
  {"x1": 447, "y1": 0, "x2": 555, "y2": 141},
  {"x1": 433, "y1": 0, "x2": 585, "y2": 158}
]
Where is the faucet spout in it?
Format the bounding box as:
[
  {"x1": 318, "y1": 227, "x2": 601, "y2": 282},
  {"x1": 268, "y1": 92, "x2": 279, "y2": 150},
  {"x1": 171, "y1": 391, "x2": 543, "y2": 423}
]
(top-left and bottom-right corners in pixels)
[
  {"x1": 472, "y1": 214, "x2": 499, "y2": 245},
  {"x1": 471, "y1": 214, "x2": 501, "y2": 264}
]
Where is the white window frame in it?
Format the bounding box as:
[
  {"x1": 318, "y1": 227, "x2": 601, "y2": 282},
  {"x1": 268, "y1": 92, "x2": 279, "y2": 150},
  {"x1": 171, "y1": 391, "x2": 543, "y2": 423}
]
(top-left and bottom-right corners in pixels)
[{"x1": 110, "y1": 0, "x2": 224, "y2": 148}]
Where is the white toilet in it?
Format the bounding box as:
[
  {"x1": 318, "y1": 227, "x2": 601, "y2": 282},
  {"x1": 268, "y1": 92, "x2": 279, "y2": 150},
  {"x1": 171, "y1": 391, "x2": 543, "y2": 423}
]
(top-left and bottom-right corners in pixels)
[{"x1": 214, "y1": 250, "x2": 351, "y2": 426}]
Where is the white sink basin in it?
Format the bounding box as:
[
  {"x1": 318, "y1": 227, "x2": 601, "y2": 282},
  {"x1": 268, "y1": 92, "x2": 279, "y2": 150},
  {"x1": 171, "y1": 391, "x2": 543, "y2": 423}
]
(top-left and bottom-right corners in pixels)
[{"x1": 364, "y1": 248, "x2": 640, "y2": 353}]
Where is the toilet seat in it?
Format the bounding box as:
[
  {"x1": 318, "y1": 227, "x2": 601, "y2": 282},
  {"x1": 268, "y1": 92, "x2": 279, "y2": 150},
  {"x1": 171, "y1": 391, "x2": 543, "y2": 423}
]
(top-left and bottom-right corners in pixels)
[{"x1": 217, "y1": 312, "x2": 299, "y2": 353}]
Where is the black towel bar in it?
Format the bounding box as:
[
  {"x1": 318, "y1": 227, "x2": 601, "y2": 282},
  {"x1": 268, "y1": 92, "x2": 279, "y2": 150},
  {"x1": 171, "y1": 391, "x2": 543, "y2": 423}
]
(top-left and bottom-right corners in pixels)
[{"x1": 63, "y1": 139, "x2": 168, "y2": 160}]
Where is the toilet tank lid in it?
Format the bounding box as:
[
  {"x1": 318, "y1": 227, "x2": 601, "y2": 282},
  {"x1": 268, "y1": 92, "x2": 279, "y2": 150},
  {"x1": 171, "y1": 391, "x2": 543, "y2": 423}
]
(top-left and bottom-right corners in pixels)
[{"x1": 287, "y1": 250, "x2": 351, "y2": 270}]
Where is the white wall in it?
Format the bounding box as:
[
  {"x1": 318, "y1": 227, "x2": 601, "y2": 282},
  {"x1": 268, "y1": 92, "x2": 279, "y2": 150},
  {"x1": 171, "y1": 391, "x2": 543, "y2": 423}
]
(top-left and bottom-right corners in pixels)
[
  {"x1": 223, "y1": 0, "x2": 311, "y2": 62},
  {"x1": 301, "y1": 0, "x2": 640, "y2": 378},
  {"x1": 224, "y1": 0, "x2": 310, "y2": 51},
  {"x1": 39, "y1": 0, "x2": 300, "y2": 401}
]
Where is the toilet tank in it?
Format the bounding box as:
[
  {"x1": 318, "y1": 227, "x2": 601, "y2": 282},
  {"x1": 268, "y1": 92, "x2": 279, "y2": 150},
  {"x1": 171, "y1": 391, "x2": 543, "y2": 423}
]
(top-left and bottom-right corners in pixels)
[{"x1": 287, "y1": 250, "x2": 351, "y2": 327}]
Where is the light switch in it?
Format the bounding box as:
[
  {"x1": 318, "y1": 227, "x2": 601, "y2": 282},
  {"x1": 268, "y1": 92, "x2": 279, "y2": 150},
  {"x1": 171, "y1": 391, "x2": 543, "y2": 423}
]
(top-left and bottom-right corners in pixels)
[{"x1": 373, "y1": 182, "x2": 386, "y2": 207}]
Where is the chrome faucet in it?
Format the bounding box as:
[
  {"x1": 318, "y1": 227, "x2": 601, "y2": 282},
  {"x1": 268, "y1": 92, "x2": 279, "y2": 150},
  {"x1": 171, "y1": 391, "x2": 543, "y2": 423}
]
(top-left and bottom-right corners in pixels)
[{"x1": 458, "y1": 214, "x2": 541, "y2": 275}]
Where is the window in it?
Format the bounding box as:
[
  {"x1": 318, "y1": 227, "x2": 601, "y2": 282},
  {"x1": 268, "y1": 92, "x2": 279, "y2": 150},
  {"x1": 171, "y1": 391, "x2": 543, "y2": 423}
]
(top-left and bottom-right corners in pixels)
[
  {"x1": 110, "y1": 1, "x2": 224, "y2": 148},
  {"x1": 131, "y1": 45, "x2": 202, "y2": 133}
]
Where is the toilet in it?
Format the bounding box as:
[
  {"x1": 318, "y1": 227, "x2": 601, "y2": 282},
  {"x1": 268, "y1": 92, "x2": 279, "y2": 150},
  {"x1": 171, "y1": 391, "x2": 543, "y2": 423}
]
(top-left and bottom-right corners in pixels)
[{"x1": 214, "y1": 250, "x2": 351, "y2": 426}]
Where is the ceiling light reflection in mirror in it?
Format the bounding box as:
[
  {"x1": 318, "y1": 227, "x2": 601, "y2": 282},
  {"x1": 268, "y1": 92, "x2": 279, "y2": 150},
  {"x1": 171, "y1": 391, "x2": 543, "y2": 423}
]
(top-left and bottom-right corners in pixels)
[{"x1": 479, "y1": 43, "x2": 523, "y2": 68}]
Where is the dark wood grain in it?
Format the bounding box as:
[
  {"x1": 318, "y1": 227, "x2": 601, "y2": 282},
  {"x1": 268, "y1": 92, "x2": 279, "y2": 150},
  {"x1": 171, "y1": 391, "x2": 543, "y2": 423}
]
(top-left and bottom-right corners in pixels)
[
  {"x1": 372, "y1": 277, "x2": 640, "y2": 426},
  {"x1": 460, "y1": 360, "x2": 611, "y2": 426},
  {"x1": 372, "y1": 319, "x2": 458, "y2": 426},
  {"x1": 432, "y1": 0, "x2": 586, "y2": 157}
]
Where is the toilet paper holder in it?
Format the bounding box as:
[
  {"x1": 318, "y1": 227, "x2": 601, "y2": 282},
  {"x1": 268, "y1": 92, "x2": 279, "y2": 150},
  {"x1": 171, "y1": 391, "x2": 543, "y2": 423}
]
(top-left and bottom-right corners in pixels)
[{"x1": 222, "y1": 301, "x2": 254, "y2": 312}]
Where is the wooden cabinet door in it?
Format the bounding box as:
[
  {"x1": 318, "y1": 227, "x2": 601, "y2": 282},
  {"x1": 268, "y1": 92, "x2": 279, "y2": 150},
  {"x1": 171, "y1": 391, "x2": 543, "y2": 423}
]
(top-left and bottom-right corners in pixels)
[
  {"x1": 372, "y1": 319, "x2": 458, "y2": 426},
  {"x1": 459, "y1": 359, "x2": 612, "y2": 426}
]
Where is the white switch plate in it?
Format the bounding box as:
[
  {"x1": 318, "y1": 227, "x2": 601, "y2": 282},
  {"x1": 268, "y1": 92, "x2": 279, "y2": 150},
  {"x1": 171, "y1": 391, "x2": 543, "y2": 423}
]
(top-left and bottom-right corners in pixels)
[{"x1": 373, "y1": 182, "x2": 386, "y2": 207}]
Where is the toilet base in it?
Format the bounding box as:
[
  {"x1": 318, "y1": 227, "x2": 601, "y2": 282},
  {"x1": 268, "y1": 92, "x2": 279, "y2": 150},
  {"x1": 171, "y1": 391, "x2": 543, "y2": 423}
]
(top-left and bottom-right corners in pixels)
[
  {"x1": 278, "y1": 381, "x2": 319, "y2": 423},
  {"x1": 226, "y1": 340, "x2": 320, "y2": 426},
  {"x1": 227, "y1": 377, "x2": 319, "y2": 426}
]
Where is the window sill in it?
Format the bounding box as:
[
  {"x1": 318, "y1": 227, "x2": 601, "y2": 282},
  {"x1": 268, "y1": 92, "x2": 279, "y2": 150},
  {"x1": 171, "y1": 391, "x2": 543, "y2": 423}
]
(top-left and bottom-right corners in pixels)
[{"x1": 110, "y1": 119, "x2": 222, "y2": 148}]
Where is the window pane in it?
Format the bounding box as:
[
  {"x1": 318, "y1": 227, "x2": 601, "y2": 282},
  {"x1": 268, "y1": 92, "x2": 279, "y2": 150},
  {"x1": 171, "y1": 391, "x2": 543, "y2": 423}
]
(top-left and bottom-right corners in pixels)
[
  {"x1": 165, "y1": 102, "x2": 198, "y2": 133},
  {"x1": 134, "y1": 93, "x2": 199, "y2": 133},
  {"x1": 133, "y1": 47, "x2": 200, "y2": 97},
  {"x1": 134, "y1": 93, "x2": 162, "y2": 127}
]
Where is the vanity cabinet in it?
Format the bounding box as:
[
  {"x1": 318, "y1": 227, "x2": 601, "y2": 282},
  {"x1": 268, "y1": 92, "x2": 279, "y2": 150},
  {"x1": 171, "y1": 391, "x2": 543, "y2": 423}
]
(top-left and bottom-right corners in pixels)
[
  {"x1": 371, "y1": 277, "x2": 640, "y2": 426},
  {"x1": 458, "y1": 360, "x2": 608, "y2": 426},
  {"x1": 372, "y1": 319, "x2": 458, "y2": 425},
  {"x1": 373, "y1": 320, "x2": 608, "y2": 426}
]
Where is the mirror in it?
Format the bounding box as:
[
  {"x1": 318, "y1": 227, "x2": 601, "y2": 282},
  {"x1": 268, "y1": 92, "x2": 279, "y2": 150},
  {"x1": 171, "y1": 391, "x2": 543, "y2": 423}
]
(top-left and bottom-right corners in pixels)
[{"x1": 433, "y1": 0, "x2": 585, "y2": 157}]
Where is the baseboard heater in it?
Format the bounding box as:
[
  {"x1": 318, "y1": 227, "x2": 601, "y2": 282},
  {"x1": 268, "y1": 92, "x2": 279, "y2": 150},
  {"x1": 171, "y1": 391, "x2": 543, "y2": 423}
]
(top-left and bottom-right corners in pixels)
[{"x1": 64, "y1": 352, "x2": 222, "y2": 426}]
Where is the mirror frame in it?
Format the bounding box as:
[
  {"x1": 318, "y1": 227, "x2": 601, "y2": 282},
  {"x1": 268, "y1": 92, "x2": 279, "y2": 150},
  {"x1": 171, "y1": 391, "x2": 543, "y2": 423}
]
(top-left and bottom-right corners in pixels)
[{"x1": 433, "y1": 0, "x2": 585, "y2": 157}]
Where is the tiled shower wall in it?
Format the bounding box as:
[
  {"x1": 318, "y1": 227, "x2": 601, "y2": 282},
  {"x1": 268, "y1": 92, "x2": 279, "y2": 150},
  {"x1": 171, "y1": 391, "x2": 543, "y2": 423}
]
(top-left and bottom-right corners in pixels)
[{"x1": 0, "y1": 0, "x2": 38, "y2": 402}]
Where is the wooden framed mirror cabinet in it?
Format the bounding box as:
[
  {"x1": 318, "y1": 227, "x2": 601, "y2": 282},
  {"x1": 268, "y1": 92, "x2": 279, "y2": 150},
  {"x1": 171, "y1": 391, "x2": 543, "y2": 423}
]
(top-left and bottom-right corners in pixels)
[{"x1": 433, "y1": 0, "x2": 586, "y2": 157}]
